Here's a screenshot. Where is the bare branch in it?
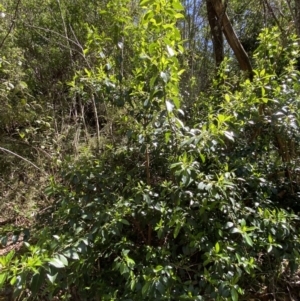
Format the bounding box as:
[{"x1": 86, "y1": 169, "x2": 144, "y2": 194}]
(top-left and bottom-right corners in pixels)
[
  {"x1": 0, "y1": 147, "x2": 47, "y2": 174},
  {"x1": 0, "y1": 0, "x2": 21, "y2": 49},
  {"x1": 264, "y1": 0, "x2": 284, "y2": 32},
  {"x1": 23, "y1": 23, "x2": 82, "y2": 49}
]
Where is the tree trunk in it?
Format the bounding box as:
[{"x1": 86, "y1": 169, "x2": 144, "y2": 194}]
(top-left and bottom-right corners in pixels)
[
  {"x1": 206, "y1": 0, "x2": 224, "y2": 67},
  {"x1": 207, "y1": 0, "x2": 253, "y2": 79},
  {"x1": 294, "y1": 0, "x2": 300, "y2": 37}
]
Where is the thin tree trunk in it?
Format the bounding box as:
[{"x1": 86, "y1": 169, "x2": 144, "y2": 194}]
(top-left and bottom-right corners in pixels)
[
  {"x1": 208, "y1": 0, "x2": 253, "y2": 78},
  {"x1": 145, "y1": 144, "x2": 152, "y2": 245},
  {"x1": 79, "y1": 96, "x2": 89, "y2": 141},
  {"x1": 263, "y1": 0, "x2": 284, "y2": 32},
  {"x1": 206, "y1": 0, "x2": 224, "y2": 67},
  {"x1": 293, "y1": 0, "x2": 300, "y2": 37},
  {"x1": 91, "y1": 94, "x2": 100, "y2": 151}
]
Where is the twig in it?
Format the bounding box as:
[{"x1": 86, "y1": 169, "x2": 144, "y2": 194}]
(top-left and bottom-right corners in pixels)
[
  {"x1": 263, "y1": 0, "x2": 284, "y2": 32},
  {"x1": 0, "y1": 0, "x2": 21, "y2": 49},
  {"x1": 69, "y1": 25, "x2": 84, "y2": 53},
  {"x1": 23, "y1": 23, "x2": 82, "y2": 49},
  {"x1": 0, "y1": 147, "x2": 46, "y2": 174},
  {"x1": 286, "y1": 0, "x2": 296, "y2": 21},
  {"x1": 69, "y1": 24, "x2": 92, "y2": 69},
  {"x1": 56, "y1": 0, "x2": 73, "y2": 63}
]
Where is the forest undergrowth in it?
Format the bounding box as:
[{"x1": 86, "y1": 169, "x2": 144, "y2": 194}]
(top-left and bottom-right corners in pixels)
[{"x1": 1, "y1": 0, "x2": 300, "y2": 300}]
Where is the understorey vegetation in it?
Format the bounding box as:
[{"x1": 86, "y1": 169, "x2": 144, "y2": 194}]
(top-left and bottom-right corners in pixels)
[{"x1": 1, "y1": 0, "x2": 300, "y2": 300}]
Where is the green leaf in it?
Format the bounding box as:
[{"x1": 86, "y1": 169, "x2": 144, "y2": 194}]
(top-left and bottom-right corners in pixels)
[
  {"x1": 46, "y1": 273, "x2": 58, "y2": 284},
  {"x1": 63, "y1": 248, "x2": 79, "y2": 260},
  {"x1": 178, "y1": 69, "x2": 185, "y2": 75},
  {"x1": 243, "y1": 233, "x2": 253, "y2": 247},
  {"x1": 142, "y1": 281, "x2": 150, "y2": 296},
  {"x1": 166, "y1": 100, "x2": 174, "y2": 112},
  {"x1": 120, "y1": 262, "x2": 129, "y2": 275},
  {"x1": 125, "y1": 256, "x2": 135, "y2": 268},
  {"x1": 30, "y1": 270, "x2": 45, "y2": 296},
  {"x1": 175, "y1": 117, "x2": 184, "y2": 128},
  {"x1": 174, "y1": 13, "x2": 184, "y2": 19},
  {"x1": 57, "y1": 254, "x2": 68, "y2": 267},
  {"x1": 215, "y1": 242, "x2": 220, "y2": 253},
  {"x1": 0, "y1": 273, "x2": 7, "y2": 290},
  {"x1": 1, "y1": 236, "x2": 8, "y2": 246},
  {"x1": 165, "y1": 131, "x2": 171, "y2": 143},
  {"x1": 77, "y1": 241, "x2": 87, "y2": 253},
  {"x1": 120, "y1": 219, "x2": 130, "y2": 225},
  {"x1": 141, "y1": 0, "x2": 154, "y2": 9},
  {"x1": 5, "y1": 250, "x2": 15, "y2": 264},
  {"x1": 154, "y1": 265, "x2": 163, "y2": 272},
  {"x1": 10, "y1": 276, "x2": 16, "y2": 286},
  {"x1": 231, "y1": 287, "x2": 239, "y2": 301},
  {"x1": 155, "y1": 280, "x2": 165, "y2": 294},
  {"x1": 268, "y1": 234, "x2": 273, "y2": 243},
  {"x1": 224, "y1": 131, "x2": 234, "y2": 141},
  {"x1": 232, "y1": 274, "x2": 240, "y2": 285},
  {"x1": 172, "y1": 1, "x2": 183, "y2": 10},
  {"x1": 84, "y1": 68, "x2": 91, "y2": 77},
  {"x1": 200, "y1": 153, "x2": 205, "y2": 163},
  {"x1": 174, "y1": 223, "x2": 181, "y2": 238},
  {"x1": 130, "y1": 278, "x2": 136, "y2": 290},
  {"x1": 173, "y1": 97, "x2": 180, "y2": 109},
  {"x1": 150, "y1": 74, "x2": 158, "y2": 88},
  {"x1": 231, "y1": 227, "x2": 241, "y2": 234},
  {"x1": 225, "y1": 222, "x2": 234, "y2": 229},
  {"x1": 166, "y1": 45, "x2": 175, "y2": 57},
  {"x1": 49, "y1": 257, "x2": 66, "y2": 269},
  {"x1": 160, "y1": 71, "x2": 169, "y2": 83}
]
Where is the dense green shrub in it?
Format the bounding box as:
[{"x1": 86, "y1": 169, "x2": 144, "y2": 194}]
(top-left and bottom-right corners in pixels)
[{"x1": 1, "y1": 1, "x2": 300, "y2": 301}]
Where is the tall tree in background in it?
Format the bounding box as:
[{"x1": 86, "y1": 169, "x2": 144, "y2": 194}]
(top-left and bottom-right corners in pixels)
[
  {"x1": 206, "y1": 0, "x2": 224, "y2": 66},
  {"x1": 206, "y1": 0, "x2": 253, "y2": 77},
  {"x1": 287, "y1": 0, "x2": 300, "y2": 37}
]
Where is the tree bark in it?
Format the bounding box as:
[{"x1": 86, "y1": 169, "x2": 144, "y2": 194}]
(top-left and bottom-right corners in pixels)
[
  {"x1": 208, "y1": 0, "x2": 253, "y2": 79},
  {"x1": 206, "y1": 0, "x2": 224, "y2": 67},
  {"x1": 293, "y1": 0, "x2": 300, "y2": 38}
]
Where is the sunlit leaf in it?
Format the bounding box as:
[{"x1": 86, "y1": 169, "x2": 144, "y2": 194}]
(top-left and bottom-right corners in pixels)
[
  {"x1": 160, "y1": 71, "x2": 169, "y2": 83},
  {"x1": 173, "y1": 97, "x2": 180, "y2": 108},
  {"x1": 154, "y1": 265, "x2": 163, "y2": 272},
  {"x1": 215, "y1": 242, "x2": 220, "y2": 253},
  {"x1": 63, "y1": 248, "x2": 80, "y2": 260},
  {"x1": 174, "y1": 13, "x2": 184, "y2": 19},
  {"x1": 0, "y1": 273, "x2": 7, "y2": 290},
  {"x1": 166, "y1": 100, "x2": 174, "y2": 112},
  {"x1": 47, "y1": 273, "x2": 58, "y2": 283},
  {"x1": 166, "y1": 45, "x2": 175, "y2": 57},
  {"x1": 172, "y1": 1, "x2": 183, "y2": 10},
  {"x1": 243, "y1": 233, "x2": 253, "y2": 247},
  {"x1": 49, "y1": 258, "x2": 65, "y2": 269}
]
